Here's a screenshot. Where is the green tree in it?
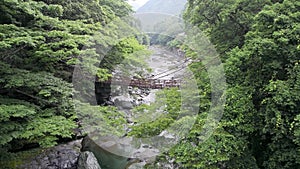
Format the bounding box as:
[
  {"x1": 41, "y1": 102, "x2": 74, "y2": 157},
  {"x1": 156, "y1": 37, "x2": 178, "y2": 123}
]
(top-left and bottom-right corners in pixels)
[
  {"x1": 224, "y1": 0, "x2": 300, "y2": 168},
  {"x1": 184, "y1": 0, "x2": 273, "y2": 56},
  {"x1": 148, "y1": 0, "x2": 300, "y2": 168},
  {"x1": 0, "y1": 0, "x2": 145, "y2": 167}
]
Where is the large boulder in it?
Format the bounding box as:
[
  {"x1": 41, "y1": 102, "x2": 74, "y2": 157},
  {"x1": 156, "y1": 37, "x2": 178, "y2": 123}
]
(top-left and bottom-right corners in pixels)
[
  {"x1": 114, "y1": 98, "x2": 134, "y2": 110},
  {"x1": 81, "y1": 136, "x2": 141, "y2": 169},
  {"x1": 77, "y1": 151, "x2": 101, "y2": 169}
]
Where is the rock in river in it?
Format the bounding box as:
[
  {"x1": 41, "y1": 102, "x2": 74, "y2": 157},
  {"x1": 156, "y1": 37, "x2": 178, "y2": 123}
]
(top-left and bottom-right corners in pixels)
[{"x1": 77, "y1": 151, "x2": 101, "y2": 169}]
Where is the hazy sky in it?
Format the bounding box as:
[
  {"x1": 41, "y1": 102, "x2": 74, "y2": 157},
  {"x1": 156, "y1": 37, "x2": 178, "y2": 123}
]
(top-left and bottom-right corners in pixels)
[{"x1": 127, "y1": 0, "x2": 150, "y2": 11}]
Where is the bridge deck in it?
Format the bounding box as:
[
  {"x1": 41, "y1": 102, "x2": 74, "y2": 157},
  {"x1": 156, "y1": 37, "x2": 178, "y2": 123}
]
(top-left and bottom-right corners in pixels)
[{"x1": 96, "y1": 77, "x2": 180, "y2": 89}]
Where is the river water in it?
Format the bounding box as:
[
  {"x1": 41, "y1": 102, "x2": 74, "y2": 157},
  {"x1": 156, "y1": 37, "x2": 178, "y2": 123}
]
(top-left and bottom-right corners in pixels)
[{"x1": 107, "y1": 46, "x2": 190, "y2": 168}]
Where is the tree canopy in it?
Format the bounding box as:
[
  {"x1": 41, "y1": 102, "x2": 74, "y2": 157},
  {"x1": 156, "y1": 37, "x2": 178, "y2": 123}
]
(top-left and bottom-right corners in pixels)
[
  {"x1": 0, "y1": 0, "x2": 148, "y2": 167},
  {"x1": 144, "y1": 0, "x2": 300, "y2": 168}
]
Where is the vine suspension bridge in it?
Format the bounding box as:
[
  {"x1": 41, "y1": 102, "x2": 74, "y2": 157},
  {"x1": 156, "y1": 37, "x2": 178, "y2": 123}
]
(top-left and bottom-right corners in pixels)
[
  {"x1": 96, "y1": 57, "x2": 192, "y2": 89},
  {"x1": 94, "y1": 49, "x2": 202, "y2": 105}
]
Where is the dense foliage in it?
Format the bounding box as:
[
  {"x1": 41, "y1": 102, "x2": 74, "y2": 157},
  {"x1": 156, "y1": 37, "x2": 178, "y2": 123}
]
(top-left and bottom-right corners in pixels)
[
  {"x1": 143, "y1": 0, "x2": 300, "y2": 168},
  {"x1": 0, "y1": 0, "x2": 148, "y2": 167}
]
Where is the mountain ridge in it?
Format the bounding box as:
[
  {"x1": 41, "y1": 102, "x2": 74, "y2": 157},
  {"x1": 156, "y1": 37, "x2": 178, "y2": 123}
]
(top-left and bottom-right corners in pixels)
[{"x1": 137, "y1": 0, "x2": 187, "y2": 16}]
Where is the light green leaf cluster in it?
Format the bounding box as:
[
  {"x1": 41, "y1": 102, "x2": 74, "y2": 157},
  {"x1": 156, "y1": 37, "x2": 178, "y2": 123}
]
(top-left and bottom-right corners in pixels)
[
  {"x1": 0, "y1": 0, "x2": 145, "y2": 164},
  {"x1": 76, "y1": 101, "x2": 127, "y2": 137},
  {"x1": 129, "y1": 88, "x2": 181, "y2": 137}
]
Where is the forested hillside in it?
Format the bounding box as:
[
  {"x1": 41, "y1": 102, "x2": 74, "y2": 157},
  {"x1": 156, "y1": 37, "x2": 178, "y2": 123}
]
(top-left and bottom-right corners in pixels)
[
  {"x1": 0, "y1": 0, "x2": 299, "y2": 169},
  {"x1": 144, "y1": 0, "x2": 300, "y2": 168},
  {"x1": 0, "y1": 0, "x2": 148, "y2": 167}
]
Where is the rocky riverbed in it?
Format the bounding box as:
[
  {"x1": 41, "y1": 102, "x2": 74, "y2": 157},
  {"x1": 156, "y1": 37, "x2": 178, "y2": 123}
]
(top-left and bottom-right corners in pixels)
[{"x1": 105, "y1": 46, "x2": 188, "y2": 168}]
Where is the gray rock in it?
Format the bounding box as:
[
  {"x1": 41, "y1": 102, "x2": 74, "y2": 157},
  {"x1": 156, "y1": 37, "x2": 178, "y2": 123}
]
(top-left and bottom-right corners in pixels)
[
  {"x1": 77, "y1": 151, "x2": 101, "y2": 169},
  {"x1": 81, "y1": 136, "x2": 141, "y2": 169},
  {"x1": 114, "y1": 99, "x2": 133, "y2": 109},
  {"x1": 20, "y1": 140, "x2": 82, "y2": 169}
]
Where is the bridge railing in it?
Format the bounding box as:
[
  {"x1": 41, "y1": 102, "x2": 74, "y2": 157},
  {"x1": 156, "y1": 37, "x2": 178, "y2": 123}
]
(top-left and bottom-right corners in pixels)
[{"x1": 95, "y1": 76, "x2": 181, "y2": 89}]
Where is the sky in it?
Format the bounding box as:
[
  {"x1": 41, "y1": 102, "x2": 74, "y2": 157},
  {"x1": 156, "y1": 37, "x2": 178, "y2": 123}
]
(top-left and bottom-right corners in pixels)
[{"x1": 127, "y1": 0, "x2": 150, "y2": 11}]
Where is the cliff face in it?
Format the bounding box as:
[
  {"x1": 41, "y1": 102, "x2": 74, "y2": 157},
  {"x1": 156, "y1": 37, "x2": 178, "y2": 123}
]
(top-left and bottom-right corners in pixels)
[{"x1": 137, "y1": 0, "x2": 187, "y2": 15}]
